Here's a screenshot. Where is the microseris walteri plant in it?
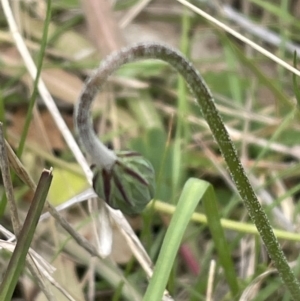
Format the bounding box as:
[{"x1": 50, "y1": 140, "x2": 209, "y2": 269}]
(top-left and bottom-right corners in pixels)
[{"x1": 74, "y1": 42, "x2": 300, "y2": 299}]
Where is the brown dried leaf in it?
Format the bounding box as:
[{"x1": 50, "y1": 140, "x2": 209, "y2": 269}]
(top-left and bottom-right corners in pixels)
[
  {"x1": 81, "y1": 0, "x2": 125, "y2": 55},
  {"x1": 35, "y1": 256, "x2": 85, "y2": 301},
  {"x1": 8, "y1": 108, "x2": 72, "y2": 151}
]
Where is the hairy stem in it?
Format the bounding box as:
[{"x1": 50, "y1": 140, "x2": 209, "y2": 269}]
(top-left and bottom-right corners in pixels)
[
  {"x1": 75, "y1": 43, "x2": 300, "y2": 298},
  {"x1": 74, "y1": 86, "x2": 117, "y2": 170}
]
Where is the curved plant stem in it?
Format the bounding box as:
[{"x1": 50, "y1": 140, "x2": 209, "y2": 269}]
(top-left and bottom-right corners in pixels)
[{"x1": 75, "y1": 43, "x2": 300, "y2": 299}]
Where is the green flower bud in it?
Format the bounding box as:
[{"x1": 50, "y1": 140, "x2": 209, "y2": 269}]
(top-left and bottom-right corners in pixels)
[{"x1": 92, "y1": 151, "x2": 155, "y2": 215}]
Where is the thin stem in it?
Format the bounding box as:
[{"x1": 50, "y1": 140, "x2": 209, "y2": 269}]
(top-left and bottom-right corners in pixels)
[
  {"x1": 16, "y1": 0, "x2": 52, "y2": 158},
  {"x1": 75, "y1": 43, "x2": 300, "y2": 298}
]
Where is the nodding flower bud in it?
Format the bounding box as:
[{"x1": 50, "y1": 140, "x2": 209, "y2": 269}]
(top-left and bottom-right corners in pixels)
[{"x1": 91, "y1": 151, "x2": 155, "y2": 215}]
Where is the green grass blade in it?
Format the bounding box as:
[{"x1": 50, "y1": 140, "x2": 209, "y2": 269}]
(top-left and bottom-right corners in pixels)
[
  {"x1": 202, "y1": 184, "x2": 239, "y2": 296},
  {"x1": 0, "y1": 169, "x2": 53, "y2": 300},
  {"x1": 293, "y1": 52, "x2": 300, "y2": 109},
  {"x1": 153, "y1": 198, "x2": 300, "y2": 242},
  {"x1": 144, "y1": 178, "x2": 239, "y2": 300},
  {"x1": 17, "y1": 0, "x2": 52, "y2": 157},
  {"x1": 144, "y1": 179, "x2": 208, "y2": 301},
  {"x1": 247, "y1": 0, "x2": 299, "y2": 28},
  {"x1": 229, "y1": 40, "x2": 294, "y2": 110},
  {"x1": 223, "y1": 43, "x2": 243, "y2": 104},
  {"x1": 172, "y1": 7, "x2": 191, "y2": 202}
]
